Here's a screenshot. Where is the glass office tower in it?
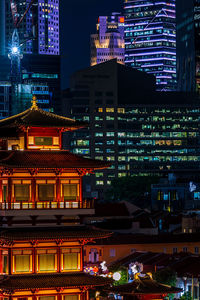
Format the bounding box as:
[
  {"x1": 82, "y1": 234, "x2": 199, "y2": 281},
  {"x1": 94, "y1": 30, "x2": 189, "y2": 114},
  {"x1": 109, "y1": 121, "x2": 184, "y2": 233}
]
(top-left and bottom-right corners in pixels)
[{"x1": 124, "y1": 0, "x2": 176, "y2": 91}]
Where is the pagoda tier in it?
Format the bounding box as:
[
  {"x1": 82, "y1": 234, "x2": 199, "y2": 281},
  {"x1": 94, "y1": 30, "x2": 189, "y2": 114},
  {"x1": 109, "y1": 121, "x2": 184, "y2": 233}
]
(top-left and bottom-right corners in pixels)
[
  {"x1": 0, "y1": 272, "x2": 112, "y2": 293},
  {"x1": 0, "y1": 103, "x2": 87, "y2": 151},
  {"x1": 0, "y1": 150, "x2": 110, "y2": 226},
  {"x1": 0, "y1": 226, "x2": 112, "y2": 300}
]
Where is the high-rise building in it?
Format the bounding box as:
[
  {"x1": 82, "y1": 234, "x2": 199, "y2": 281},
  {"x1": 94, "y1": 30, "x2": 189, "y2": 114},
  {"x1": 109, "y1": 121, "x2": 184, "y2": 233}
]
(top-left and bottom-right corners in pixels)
[
  {"x1": 176, "y1": 0, "x2": 200, "y2": 93},
  {"x1": 124, "y1": 0, "x2": 176, "y2": 91},
  {"x1": 63, "y1": 60, "x2": 200, "y2": 199},
  {"x1": 90, "y1": 12, "x2": 125, "y2": 66},
  {"x1": 0, "y1": 0, "x2": 61, "y2": 114},
  {"x1": 5, "y1": 0, "x2": 59, "y2": 56}
]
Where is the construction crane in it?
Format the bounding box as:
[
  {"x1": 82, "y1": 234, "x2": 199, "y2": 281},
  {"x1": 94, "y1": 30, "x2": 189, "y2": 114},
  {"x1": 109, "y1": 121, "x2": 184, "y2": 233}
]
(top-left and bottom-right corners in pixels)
[{"x1": 8, "y1": 0, "x2": 36, "y2": 84}]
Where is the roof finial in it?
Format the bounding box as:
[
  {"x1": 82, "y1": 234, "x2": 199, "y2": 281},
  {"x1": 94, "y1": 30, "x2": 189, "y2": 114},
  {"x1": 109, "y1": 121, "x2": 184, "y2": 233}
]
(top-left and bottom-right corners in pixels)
[{"x1": 31, "y1": 95, "x2": 38, "y2": 110}]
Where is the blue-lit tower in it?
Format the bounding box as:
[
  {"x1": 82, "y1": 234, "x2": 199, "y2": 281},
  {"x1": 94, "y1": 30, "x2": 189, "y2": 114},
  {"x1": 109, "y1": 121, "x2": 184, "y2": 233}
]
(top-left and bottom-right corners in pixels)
[{"x1": 124, "y1": 0, "x2": 176, "y2": 91}]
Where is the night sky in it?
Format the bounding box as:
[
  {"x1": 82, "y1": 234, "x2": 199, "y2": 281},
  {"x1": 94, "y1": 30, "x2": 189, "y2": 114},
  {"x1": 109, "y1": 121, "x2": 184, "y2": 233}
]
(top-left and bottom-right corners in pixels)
[{"x1": 60, "y1": 0, "x2": 123, "y2": 89}]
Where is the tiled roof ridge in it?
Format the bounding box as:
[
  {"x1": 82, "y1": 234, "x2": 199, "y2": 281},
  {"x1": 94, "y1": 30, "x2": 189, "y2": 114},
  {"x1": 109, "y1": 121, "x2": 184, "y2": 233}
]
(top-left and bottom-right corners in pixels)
[{"x1": 28, "y1": 106, "x2": 79, "y2": 123}]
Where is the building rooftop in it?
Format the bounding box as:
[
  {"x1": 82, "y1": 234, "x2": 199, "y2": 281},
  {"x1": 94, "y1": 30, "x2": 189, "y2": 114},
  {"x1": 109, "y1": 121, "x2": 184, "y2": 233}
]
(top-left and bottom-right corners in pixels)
[
  {"x1": 0, "y1": 102, "x2": 86, "y2": 136},
  {"x1": 108, "y1": 274, "x2": 181, "y2": 295},
  {"x1": 0, "y1": 150, "x2": 110, "y2": 170},
  {"x1": 0, "y1": 272, "x2": 112, "y2": 291},
  {"x1": 0, "y1": 226, "x2": 112, "y2": 242}
]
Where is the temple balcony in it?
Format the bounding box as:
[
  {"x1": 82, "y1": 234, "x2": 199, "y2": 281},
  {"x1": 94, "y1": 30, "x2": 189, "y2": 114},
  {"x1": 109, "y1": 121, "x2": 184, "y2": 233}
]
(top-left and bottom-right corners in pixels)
[
  {"x1": 0, "y1": 199, "x2": 95, "y2": 223},
  {"x1": 0, "y1": 199, "x2": 94, "y2": 210}
]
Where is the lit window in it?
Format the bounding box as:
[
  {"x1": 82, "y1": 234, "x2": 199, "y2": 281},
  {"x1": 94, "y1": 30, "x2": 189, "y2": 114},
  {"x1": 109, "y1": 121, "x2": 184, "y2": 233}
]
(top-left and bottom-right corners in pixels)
[
  {"x1": 61, "y1": 248, "x2": 81, "y2": 271},
  {"x1": 96, "y1": 181, "x2": 104, "y2": 185},
  {"x1": 62, "y1": 184, "x2": 78, "y2": 201},
  {"x1": 14, "y1": 184, "x2": 30, "y2": 201},
  {"x1": 118, "y1": 108, "x2": 125, "y2": 113},
  {"x1": 38, "y1": 184, "x2": 54, "y2": 201},
  {"x1": 64, "y1": 296, "x2": 79, "y2": 300},
  {"x1": 37, "y1": 249, "x2": 57, "y2": 272},
  {"x1": 12, "y1": 250, "x2": 32, "y2": 273},
  {"x1": 39, "y1": 297, "x2": 55, "y2": 300},
  {"x1": 0, "y1": 250, "x2": 8, "y2": 274},
  {"x1": 35, "y1": 137, "x2": 53, "y2": 146},
  {"x1": 98, "y1": 108, "x2": 103, "y2": 112},
  {"x1": 110, "y1": 249, "x2": 116, "y2": 257},
  {"x1": 106, "y1": 108, "x2": 114, "y2": 113}
]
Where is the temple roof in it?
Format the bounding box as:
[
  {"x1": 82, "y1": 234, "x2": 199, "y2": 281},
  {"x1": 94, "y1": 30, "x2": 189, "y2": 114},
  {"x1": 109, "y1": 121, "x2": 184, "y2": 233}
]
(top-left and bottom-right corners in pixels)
[
  {"x1": 0, "y1": 272, "x2": 112, "y2": 291},
  {"x1": 0, "y1": 225, "x2": 112, "y2": 242},
  {"x1": 0, "y1": 105, "x2": 87, "y2": 135},
  {"x1": 0, "y1": 150, "x2": 110, "y2": 170},
  {"x1": 108, "y1": 275, "x2": 181, "y2": 295}
]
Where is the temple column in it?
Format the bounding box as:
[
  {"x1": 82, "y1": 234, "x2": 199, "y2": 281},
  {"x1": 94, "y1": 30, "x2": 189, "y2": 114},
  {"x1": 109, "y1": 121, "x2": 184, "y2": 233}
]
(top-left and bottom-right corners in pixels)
[
  {"x1": 56, "y1": 178, "x2": 60, "y2": 208},
  {"x1": 31, "y1": 178, "x2": 36, "y2": 209},
  {"x1": 0, "y1": 180, "x2": 2, "y2": 204},
  {"x1": 8, "y1": 178, "x2": 12, "y2": 210},
  {"x1": 80, "y1": 177, "x2": 83, "y2": 208}
]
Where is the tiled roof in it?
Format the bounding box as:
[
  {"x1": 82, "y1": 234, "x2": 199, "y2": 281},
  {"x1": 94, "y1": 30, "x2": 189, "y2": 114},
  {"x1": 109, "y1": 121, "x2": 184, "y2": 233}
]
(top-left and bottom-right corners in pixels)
[
  {"x1": 0, "y1": 272, "x2": 112, "y2": 291},
  {"x1": 109, "y1": 251, "x2": 200, "y2": 277},
  {"x1": 0, "y1": 151, "x2": 110, "y2": 170},
  {"x1": 0, "y1": 226, "x2": 112, "y2": 242},
  {"x1": 108, "y1": 275, "x2": 181, "y2": 295},
  {"x1": 0, "y1": 106, "x2": 87, "y2": 133},
  {"x1": 95, "y1": 233, "x2": 200, "y2": 245}
]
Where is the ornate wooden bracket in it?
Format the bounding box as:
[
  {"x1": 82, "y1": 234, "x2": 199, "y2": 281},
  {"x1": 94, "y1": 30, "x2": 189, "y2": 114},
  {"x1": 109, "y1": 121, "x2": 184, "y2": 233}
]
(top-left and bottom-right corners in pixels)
[
  {"x1": 55, "y1": 169, "x2": 63, "y2": 176},
  {"x1": 28, "y1": 168, "x2": 38, "y2": 176}
]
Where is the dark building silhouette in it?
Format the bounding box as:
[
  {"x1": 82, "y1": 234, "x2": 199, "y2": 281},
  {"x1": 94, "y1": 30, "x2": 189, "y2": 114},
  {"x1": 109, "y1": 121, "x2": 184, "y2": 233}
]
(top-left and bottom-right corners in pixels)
[{"x1": 63, "y1": 60, "x2": 200, "y2": 199}]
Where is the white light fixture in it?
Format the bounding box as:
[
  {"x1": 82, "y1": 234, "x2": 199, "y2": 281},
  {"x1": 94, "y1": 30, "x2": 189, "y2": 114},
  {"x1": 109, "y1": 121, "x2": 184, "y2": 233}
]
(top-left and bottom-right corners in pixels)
[{"x1": 113, "y1": 272, "x2": 121, "y2": 281}]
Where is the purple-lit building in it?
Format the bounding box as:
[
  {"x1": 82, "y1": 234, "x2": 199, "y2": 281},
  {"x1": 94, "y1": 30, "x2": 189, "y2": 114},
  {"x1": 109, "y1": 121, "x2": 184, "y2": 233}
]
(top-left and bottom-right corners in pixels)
[
  {"x1": 5, "y1": 0, "x2": 59, "y2": 55},
  {"x1": 1, "y1": 0, "x2": 61, "y2": 114},
  {"x1": 124, "y1": 0, "x2": 177, "y2": 91},
  {"x1": 90, "y1": 12, "x2": 125, "y2": 66}
]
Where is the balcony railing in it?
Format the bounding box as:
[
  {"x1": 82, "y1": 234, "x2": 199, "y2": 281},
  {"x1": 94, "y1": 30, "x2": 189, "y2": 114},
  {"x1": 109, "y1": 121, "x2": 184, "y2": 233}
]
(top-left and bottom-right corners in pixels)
[{"x1": 0, "y1": 199, "x2": 94, "y2": 210}]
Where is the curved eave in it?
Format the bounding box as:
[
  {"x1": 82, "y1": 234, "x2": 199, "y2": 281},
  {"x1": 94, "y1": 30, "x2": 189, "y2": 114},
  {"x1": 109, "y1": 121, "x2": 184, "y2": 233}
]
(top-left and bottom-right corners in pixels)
[{"x1": 0, "y1": 273, "x2": 113, "y2": 292}]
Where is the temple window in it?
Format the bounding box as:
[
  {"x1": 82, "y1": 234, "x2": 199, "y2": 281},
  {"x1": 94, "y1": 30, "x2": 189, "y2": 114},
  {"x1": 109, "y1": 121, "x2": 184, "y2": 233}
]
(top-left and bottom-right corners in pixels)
[
  {"x1": 37, "y1": 249, "x2": 57, "y2": 272},
  {"x1": 63, "y1": 296, "x2": 79, "y2": 300},
  {"x1": 12, "y1": 250, "x2": 32, "y2": 273},
  {"x1": 28, "y1": 136, "x2": 59, "y2": 149},
  {"x1": 61, "y1": 180, "x2": 79, "y2": 201},
  {"x1": 38, "y1": 297, "x2": 55, "y2": 300},
  {"x1": 61, "y1": 248, "x2": 81, "y2": 271},
  {"x1": 14, "y1": 185, "x2": 30, "y2": 201},
  {"x1": 12, "y1": 180, "x2": 31, "y2": 202},
  {"x1": 0, "y1": 250, "x2": 8, "y2": 274},
  {"x1": 36, "y1": 180, "x2": 56, "y2": 202}
]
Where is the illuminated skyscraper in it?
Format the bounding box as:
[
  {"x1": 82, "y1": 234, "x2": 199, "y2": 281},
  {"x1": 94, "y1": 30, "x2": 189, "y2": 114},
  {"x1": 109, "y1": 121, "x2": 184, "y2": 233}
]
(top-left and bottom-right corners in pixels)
[
  {"x1": 5, "y1": 0, "x2": 60, "y2": 56},
  {"x1": 176, "y1": 0, "x2": 200, "y2": 93},
  {"x1": 0, "y1": 0, "x2": 61, "y2": 114},
  {"x1": 124, "y1": 0, "x2": 176, "y2": 91},
  {"x1": 91, "y1": 12, "x2": 125, "y2": 66}
]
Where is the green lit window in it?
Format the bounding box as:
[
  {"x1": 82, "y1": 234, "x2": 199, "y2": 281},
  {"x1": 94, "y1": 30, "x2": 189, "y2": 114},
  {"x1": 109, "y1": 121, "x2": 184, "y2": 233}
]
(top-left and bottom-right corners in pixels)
[{"x1": 35, "y1": 137, "x2": 53, "y2": 146}]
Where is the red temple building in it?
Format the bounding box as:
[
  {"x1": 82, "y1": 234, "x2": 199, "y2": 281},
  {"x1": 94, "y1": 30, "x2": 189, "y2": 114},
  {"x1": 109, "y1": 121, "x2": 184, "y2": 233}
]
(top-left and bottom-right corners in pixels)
[{"x1": 0, "y1": 101, "x2": 112, "y2": 300}]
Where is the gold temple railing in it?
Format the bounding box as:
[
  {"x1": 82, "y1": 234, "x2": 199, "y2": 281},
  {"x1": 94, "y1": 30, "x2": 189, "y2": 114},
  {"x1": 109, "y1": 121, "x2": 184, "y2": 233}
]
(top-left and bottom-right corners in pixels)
[{"x1": 0, "y1": 199, "x2": 94, "y2": 210}]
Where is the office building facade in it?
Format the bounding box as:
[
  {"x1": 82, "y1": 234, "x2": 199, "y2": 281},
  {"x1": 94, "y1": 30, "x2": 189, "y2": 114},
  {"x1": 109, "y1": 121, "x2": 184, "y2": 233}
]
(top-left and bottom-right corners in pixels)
[
  {"x1": 124, "y1": 0, "x2": 176, "y2": 91},
  {"x1": 91, "y1": 12, "x2": 125, "y2": 66},
  {"x1": 63, "y1": 61, "x2": 200, "y2": 199},
  {"x1": 176, "y1": 0, "x2": 196, "y2": 92}
]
